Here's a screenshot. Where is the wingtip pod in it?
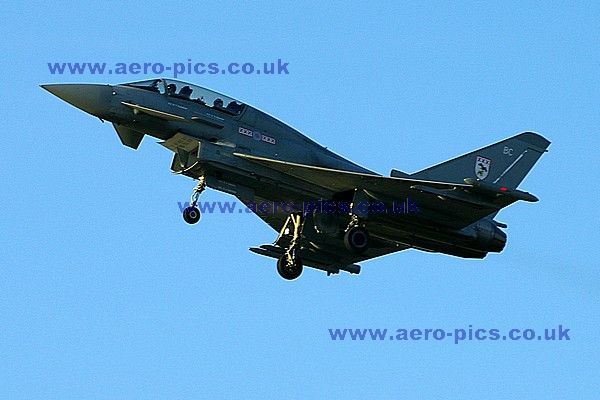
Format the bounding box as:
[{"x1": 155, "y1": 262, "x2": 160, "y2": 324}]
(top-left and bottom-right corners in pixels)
[
  {"x1": 463, "y1": 178, "x2": 539, "y2": 202},
  {"x1": 515, "y1": 191, "x2": 539, "y2": 202}
]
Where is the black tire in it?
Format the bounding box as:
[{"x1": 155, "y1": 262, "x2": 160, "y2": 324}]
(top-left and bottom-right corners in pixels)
[
  {"x1": 183, "y1": 206, "x2": 201, "y2": 224},
  {"x1": 344, "y1": 226, "x2": 370, "y2": 253},
  {"x1": 277, "y1": 254, "x2": 303, "y2": 280}
]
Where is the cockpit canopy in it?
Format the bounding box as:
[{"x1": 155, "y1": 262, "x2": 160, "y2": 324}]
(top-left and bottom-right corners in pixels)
[{"x1": 122, "y1": 78, "x2": 245, "y2": 116}]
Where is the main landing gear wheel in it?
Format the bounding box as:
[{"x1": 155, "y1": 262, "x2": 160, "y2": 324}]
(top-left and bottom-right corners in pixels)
[
  {"x1": 277, "y1": 253, "x2": 303, "y2": 280},
  {"x1": 344, "y1": 226, "x2": 370, "y2": 254},
  {"x1": 273, "y1": 213, "x2": 306, "y2": 280},
  {"x1": 183, "y1": 206, "x2": 201, "y2": 224}
]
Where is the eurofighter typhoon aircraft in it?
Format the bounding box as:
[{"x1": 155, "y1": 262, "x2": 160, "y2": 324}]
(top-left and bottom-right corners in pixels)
[{"x1": 42, "y1": 78, "x2": 550, "y2": 280}]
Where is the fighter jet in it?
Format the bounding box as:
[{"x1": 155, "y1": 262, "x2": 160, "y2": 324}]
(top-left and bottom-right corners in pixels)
[{"x1": 41, "y1": 78, "x2": 550, "y2": 280}]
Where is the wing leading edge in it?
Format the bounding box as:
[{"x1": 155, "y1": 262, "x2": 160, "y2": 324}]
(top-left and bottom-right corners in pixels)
[{"x1": 233, "y1": 152, "x2": 539, "y2": 230}]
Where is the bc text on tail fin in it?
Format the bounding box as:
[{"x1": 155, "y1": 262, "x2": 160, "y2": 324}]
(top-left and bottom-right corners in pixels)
[{"x1": 410, "y1": 132, "x2": 550, "y2": 189}]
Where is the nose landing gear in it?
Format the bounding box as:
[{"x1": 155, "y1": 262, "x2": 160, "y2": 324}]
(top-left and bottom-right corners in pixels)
[{"x1": 183, "y1": 177, "x2": 206, "y2": 225}]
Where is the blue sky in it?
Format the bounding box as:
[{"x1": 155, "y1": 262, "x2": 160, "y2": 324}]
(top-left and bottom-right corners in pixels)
[{"x1": 1, "y1": 1, "x2": 598, "y2": 398}]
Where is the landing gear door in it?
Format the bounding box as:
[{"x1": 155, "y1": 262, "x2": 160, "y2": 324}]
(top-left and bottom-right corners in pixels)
[{"x1": 158, "y1": 133, "x2": 201, "y2": 173}]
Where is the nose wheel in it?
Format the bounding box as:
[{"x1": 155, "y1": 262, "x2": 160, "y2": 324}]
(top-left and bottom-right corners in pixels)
[
  {"x1": 183, "y1": 206, "x2": 201, "y2": 224},
  {"x1": 182, "y1": 177, "x2": 205, "y2": 225}
]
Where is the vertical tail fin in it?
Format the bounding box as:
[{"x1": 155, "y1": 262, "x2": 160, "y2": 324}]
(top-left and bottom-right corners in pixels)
[{"x1": 410, "y1": 132, "x2": 550, "y2": 189}]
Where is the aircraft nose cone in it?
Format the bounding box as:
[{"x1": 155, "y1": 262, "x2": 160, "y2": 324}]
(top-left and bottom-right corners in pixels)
[{"x1": 41, "y1": 84, "x2": 112, "y2": 118}]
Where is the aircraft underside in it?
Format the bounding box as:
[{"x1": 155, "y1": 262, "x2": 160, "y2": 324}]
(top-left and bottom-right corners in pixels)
[
  {"x1": 41, "y1": 78, "x2": 550, "y2": 281},
  {"x1": 176, "y1": 158, "x2": 503, "y2": 280}
]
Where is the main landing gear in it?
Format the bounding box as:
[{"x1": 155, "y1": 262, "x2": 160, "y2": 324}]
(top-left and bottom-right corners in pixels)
[
  {"x1": 275, "y1": 213, "x2": 305, "y2": 280},
  {"x1": 274, "y1": 212, "x2": 371, "y2": 280},
  {"x1": 183, "y1": 177, "x2": 205, "y2": 225}
]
